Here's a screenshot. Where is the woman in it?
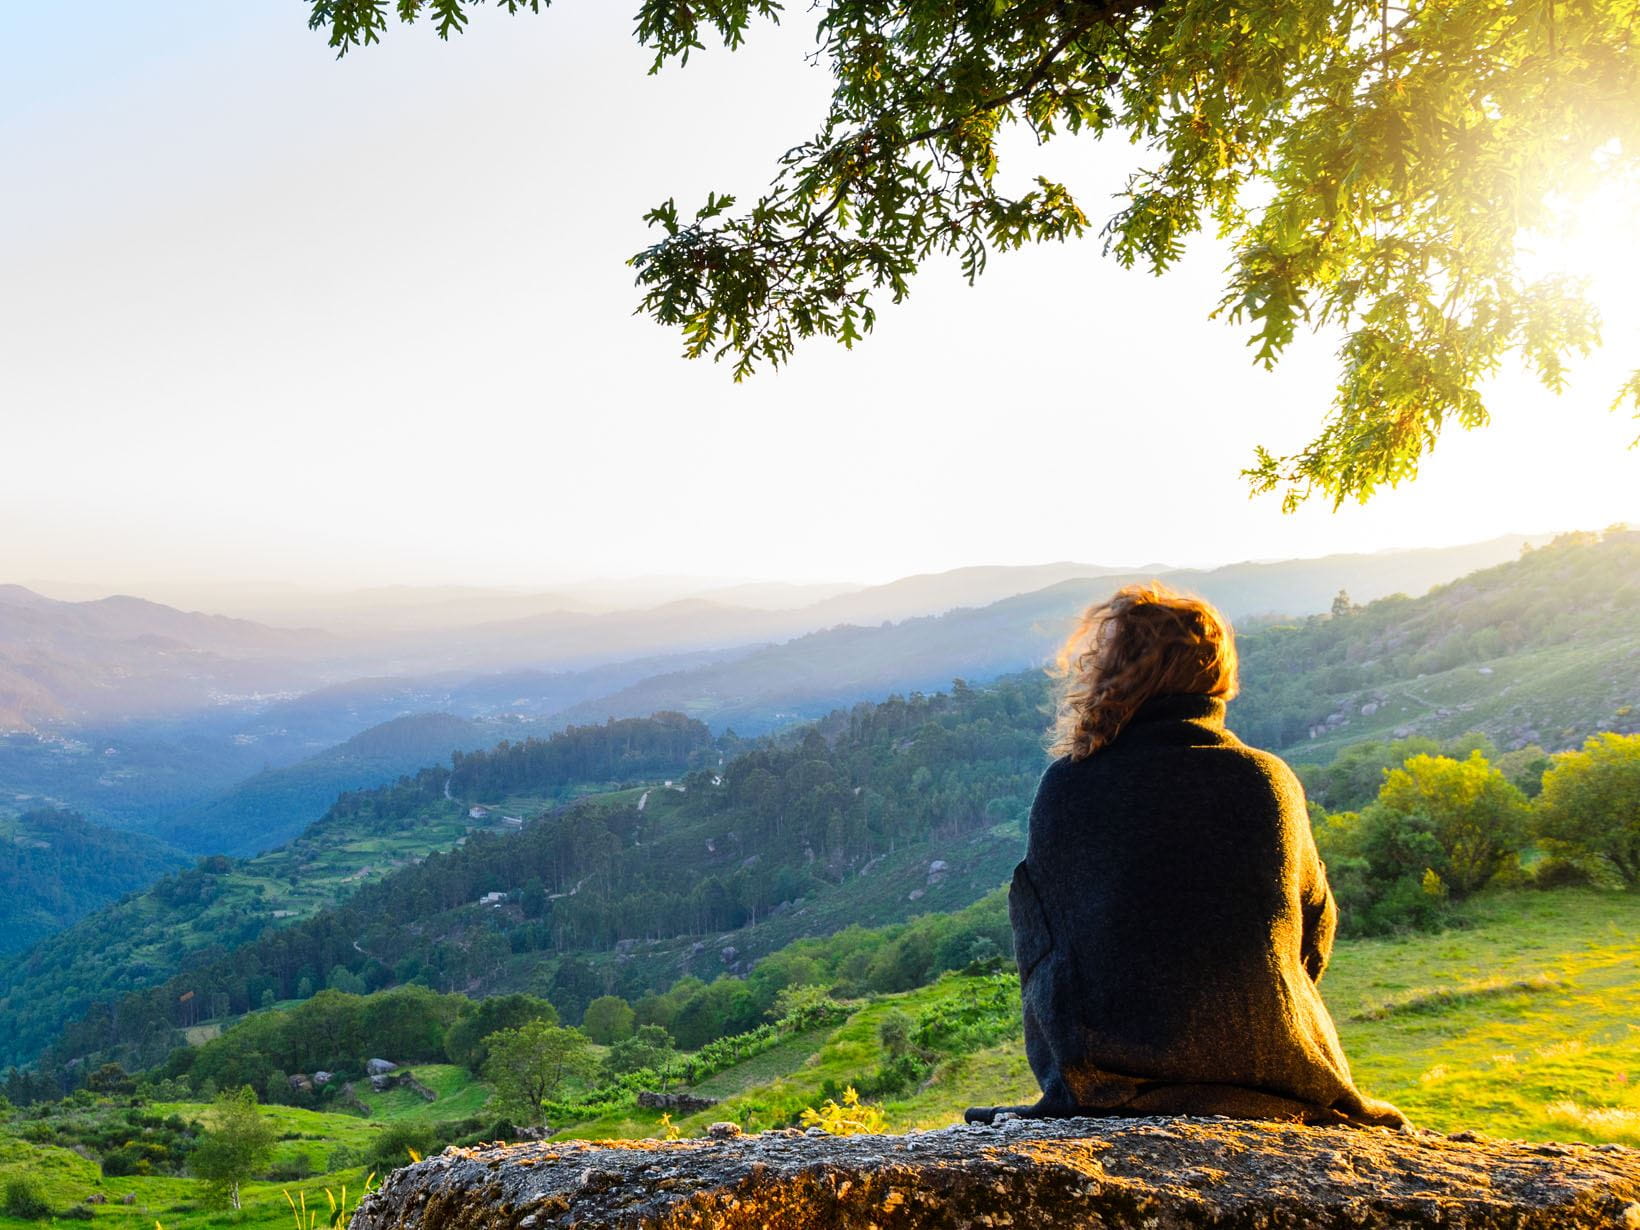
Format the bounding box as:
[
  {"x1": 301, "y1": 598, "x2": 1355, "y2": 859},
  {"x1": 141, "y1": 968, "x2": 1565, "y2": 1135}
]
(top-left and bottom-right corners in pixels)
[{"x1": 966, "y1": 583, "x2": 1406, "y2": 1128}]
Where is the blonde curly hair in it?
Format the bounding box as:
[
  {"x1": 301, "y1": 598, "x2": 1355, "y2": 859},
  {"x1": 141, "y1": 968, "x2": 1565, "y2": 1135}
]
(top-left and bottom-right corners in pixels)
[{"x1": 1050, "y1": 582, "x2": 1239, "y2": 760}]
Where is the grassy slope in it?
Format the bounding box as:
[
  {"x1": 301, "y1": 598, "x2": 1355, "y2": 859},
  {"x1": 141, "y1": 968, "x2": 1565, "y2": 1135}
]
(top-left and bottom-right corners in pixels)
[
  {"x1": 1290, "y1": 634, "x2": 1640, "y2": 762},
  {"x1": 560, "y1": 888, "x2": 1640, "y2": 1144}
]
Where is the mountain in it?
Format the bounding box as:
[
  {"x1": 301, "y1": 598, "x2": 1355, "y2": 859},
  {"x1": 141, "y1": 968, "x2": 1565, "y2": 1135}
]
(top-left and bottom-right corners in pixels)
[
  {"x1": 0, "y1": 585, "x2": 328, "y2": 732},
  {"x1": 0, "y1": 646, "x2": 750, "y2": 849},
  {"x1": 22, "y1": 679, "x2": 1047, "y2": 1074},
  {"x1": 0, "y1": 809, "x2": 189, "y2": 955},
  {"x1": 1232, "y1": 529, "x2": 1640, "y2": 756},
  {"x1": 150, "y1": 712, "x2": 532, "y2": 856},
  {"x1": 552, "y1": 536, "x2": 1551, "y2": 734}
]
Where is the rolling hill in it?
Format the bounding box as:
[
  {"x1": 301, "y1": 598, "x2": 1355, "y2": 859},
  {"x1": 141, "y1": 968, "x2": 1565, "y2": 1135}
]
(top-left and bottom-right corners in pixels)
[
  {"x1": 0, "y1": 810, "x2": 189, "y2": 955},
  {"x1": 552, "y1": 535, "x2": 1555, "y2": 734}
]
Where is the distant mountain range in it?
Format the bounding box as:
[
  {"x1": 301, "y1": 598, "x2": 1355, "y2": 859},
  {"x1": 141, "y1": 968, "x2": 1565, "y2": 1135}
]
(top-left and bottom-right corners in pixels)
[
  {"x1": 549, "y1": 536, "x2": 1551, "y2": 733},
  {"x1": 0, "y1": 585, "x2": 328, "y2": 730},
  {"x1": 0, "y1": 534, "x2": 1544, "y2": 853}
]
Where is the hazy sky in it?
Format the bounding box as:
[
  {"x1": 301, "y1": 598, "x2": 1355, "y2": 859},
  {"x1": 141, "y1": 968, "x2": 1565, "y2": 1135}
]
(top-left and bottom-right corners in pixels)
[{"x1": 4, "y1": 1, "x2": 1637, "y2": 595}]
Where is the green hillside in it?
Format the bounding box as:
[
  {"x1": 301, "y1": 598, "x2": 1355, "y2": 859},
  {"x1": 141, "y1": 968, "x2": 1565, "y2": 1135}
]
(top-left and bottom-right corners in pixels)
[
  {"x1": 2, "y1": 888, "x2": 1636, "y2": 1230},
  {"x1": 23, "y1": 682, "x2": 1045, "y2": 1076},
  {"x1": 0, "y1": 715, "x2": 715, "y2": 1069},
  {"x1": 0, "y1": 811, "x2": 189, "y2": 955},
  {"x1": 1236, "y1": 530, "x2": 1640, "y2": 756}
]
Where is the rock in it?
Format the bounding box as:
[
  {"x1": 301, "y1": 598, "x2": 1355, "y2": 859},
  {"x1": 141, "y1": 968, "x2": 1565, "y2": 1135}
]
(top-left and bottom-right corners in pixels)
[
  {"x1": 120, "y1": 1194, "x2": 136, "y2": 1206},
  {"x1": 927, "y1": 859, "x2": 950, "y2": 882},
  {"x1": 348, "y1": 1118, "x2": 1640, "y2": 1230},
  {"x1": 367, "y1": 1058, "x2": 398, "y2": 1076},
  {"x1": 635, "y1": 1092, "x2": 718, "y2": 1114},
  {"x1": 84, "y1": 1194, "x2": 107, "y2": 1205},
  {"x1": 705, "y1": 1122, "x2": 742, "y2": 1140},
  {"x1": 314, "y1": 1070, "x2": 334, "y2": 1085}
]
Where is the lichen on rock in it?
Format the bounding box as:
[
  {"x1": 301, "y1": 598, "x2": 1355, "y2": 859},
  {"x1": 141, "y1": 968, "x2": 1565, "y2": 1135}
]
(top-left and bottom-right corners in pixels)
[{"x1": 348, "y1": 1117, "x2": 1640, "y2": 1230}]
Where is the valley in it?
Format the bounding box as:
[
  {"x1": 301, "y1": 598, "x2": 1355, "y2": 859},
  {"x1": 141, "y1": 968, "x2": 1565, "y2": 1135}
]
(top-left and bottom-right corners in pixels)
[{"x1": 0, "y1": 530, "x2": 1636, "y2": 1230}]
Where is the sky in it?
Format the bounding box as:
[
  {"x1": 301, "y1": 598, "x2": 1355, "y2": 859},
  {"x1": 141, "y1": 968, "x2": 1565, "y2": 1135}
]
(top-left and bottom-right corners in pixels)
[{"x1": 3, "y1": 1, "x2": 1637, "y2": 598}]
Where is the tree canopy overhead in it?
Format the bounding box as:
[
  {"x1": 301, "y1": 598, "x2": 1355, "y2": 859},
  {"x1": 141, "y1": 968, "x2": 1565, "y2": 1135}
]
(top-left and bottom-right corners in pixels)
[{"x1": 307, "y1": 0, "x2": 1639, "y2": 507}]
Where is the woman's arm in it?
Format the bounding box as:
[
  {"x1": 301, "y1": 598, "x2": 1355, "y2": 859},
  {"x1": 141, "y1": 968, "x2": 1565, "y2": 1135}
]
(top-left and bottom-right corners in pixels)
[
  {"x1": 1273, "y1": 755, "x2": 1336, "y2": 983},
  {"x1": 1300, "y1": 852, "x2": 1338, "y2": 984},
  {"x1": 1011, "y1": 764, "x2": 1062, "y2": 983}
]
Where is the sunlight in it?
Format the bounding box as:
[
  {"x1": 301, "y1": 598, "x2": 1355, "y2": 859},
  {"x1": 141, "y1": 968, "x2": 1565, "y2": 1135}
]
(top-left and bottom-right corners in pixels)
[{"x1": 1525, "y1": 167, "x2": 1640, "y2": 333}]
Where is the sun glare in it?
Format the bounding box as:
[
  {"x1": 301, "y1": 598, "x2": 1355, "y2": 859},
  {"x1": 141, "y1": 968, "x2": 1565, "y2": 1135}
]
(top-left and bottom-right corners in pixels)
[{"x1": 1526, "y1": 171, "x2": 1640, "y2": 333}]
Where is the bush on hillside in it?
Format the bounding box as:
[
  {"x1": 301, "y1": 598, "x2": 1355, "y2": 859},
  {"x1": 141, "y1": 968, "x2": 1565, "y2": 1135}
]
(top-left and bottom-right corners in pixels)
[
  {"x1": 1535, "y1": 732, "x2": 1640, "y2": 887},
  {"x1": 365, "y1": 1123, "x2": 441, "y2": 1172},
  {"x1": 2, "y1": 1176, "x2": 53, "y2": 1220}
]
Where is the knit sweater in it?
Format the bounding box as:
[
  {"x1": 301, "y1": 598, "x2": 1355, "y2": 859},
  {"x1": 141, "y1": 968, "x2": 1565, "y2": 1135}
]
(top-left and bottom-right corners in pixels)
[{"x1": 1005, "y1": 692, "x2": 1405, "y2": 1126}]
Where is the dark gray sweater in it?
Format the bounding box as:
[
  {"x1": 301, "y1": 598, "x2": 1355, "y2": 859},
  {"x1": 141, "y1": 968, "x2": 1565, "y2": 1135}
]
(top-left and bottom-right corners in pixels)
[{"x1": 1007, "y1": 692, "x2": 1405, "y2": 1126}]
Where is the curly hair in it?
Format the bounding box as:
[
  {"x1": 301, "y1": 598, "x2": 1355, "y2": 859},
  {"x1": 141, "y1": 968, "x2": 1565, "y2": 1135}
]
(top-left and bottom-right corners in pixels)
[{"x1": 1050, "y1": 582, "x2": 1239, "y2": 760}]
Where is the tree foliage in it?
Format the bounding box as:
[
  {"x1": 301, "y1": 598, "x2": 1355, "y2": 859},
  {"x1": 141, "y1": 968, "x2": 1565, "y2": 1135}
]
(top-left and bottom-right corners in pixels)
[
  {"x1": 307, "y1": 0, "x2": 1640, "y2": 506},
  {"x1": 1536, "y1": 731, "x2": 1640, "y2": 885},
  {"x1": 444, "y1": 994, "x2": 560, "y2": 1070},
  {"x1": 481, "y1": 1019, "x2": 596, "y2": 1125},
  {"x1": 580, "y1": 995, "x2": 636, "y2": 1045},
  {"x1": 1376, "y1": 751, "x2": 1530, "y2": 896},
  {"x1": 188, "y1": 1086, "x2": 276, "y2": 1211}
]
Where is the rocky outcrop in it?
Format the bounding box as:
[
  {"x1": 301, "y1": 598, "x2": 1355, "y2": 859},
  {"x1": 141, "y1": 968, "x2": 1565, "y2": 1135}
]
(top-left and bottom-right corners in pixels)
[
  {"x1": 348, "y1": 1117, "x2": 1640, "y2": 1230},
  {"x1": 634, "y1": 1092, "x2": 717, "y2": 1114}
]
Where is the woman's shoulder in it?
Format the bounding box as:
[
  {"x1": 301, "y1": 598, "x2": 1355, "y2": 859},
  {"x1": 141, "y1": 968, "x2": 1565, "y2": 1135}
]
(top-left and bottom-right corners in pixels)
[{"x1": 1212, "y1": 740, "x2": 1308, "y2": 807}]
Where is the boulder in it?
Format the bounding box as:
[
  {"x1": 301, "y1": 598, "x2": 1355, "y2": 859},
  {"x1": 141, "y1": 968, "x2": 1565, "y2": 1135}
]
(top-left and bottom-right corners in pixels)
[
  {"x1": 348, "y1": 1117, "x2": 1640, "y2": 1230},
  {"x1": 367, "y1": 1058, "x2": 399, "y2": 1076},
  {"x1": 635, "y1": 1091, "x2": 717, "y2": 1114}
]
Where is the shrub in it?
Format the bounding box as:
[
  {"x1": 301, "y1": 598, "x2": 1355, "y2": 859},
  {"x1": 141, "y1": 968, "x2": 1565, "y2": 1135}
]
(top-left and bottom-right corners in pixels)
[
  {"x1": 266, "y1": 1151, "x2": 316, "y2": 1181},
  {"x1": 799, "y1": 1087, "x2": 887, "y2": 1137},
  {"x1": 2, "y1": 1176, "x2": 53, "y2": 1220},
  {"x1": 365, "y1": 1123, "x2": 440, "y2": 1172},
  {"x1": 1530, "y1": 856, "x2": 1596, "y2": 890}
]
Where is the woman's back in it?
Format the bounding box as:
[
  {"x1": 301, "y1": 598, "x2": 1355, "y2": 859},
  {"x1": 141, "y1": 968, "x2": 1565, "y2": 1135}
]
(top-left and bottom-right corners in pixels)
[
  {"x1": 1013, "y1": 692, "x2": 1367, "y2": 1116},
  {"x1": 970, "y1": 583, "x2": 1404, "y2": 1128}
]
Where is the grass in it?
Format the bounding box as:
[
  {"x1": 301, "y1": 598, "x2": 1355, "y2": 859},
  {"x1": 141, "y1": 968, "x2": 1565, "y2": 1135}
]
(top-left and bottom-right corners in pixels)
[
  {"x1": 361, "y1": 1066, "x2": 490, "y2": 1122},
  {"x1": 687, "y1": 1027, "x2": 834, "y2": 1099},
  {"x1": 1348, "y1": 972, "x2": 1569, "y2": 1021},
  {"x1": 1323, "y1": 888, "x2": 1640, "y2": 1142},
  {"x1": 0, "y1": 1132, "x2": 377, "y2": 1230}
]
